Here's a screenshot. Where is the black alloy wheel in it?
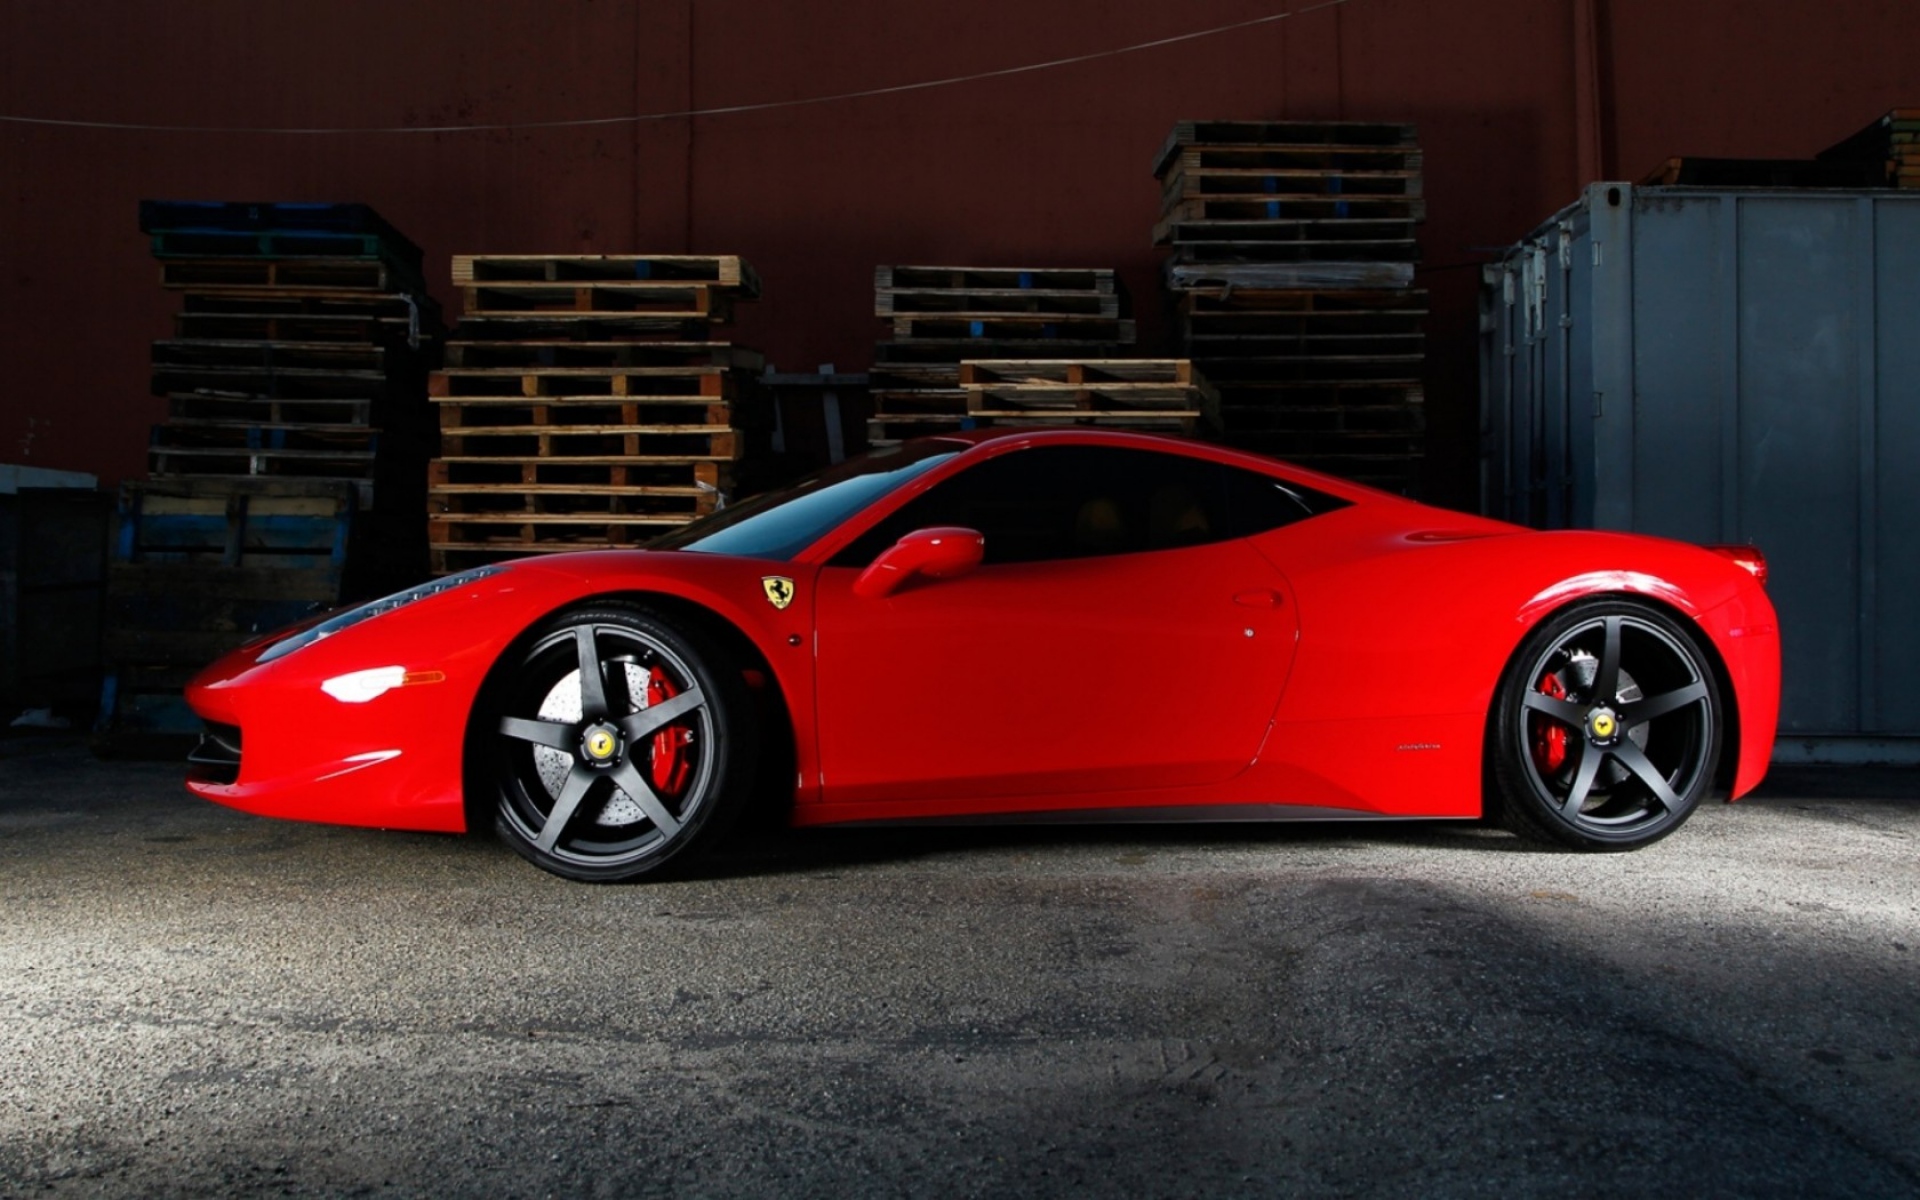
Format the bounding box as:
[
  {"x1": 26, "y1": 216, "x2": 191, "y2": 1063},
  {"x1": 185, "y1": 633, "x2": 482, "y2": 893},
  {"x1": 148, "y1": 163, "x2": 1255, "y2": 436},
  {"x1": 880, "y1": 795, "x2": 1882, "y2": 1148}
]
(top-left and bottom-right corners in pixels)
[
  {"x1": 481, "y1": 605, "x2": 756, "y2": 881},
  {"x1": 1490, "y1": 598, "x2": 1723, "y2": 850}
]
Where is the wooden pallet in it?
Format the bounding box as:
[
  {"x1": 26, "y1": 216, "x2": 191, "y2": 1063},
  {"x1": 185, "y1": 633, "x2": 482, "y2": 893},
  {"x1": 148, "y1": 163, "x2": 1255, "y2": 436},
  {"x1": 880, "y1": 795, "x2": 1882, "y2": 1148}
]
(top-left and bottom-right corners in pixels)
[
  {"x1": 174, "y1": 311, "x2": 416, "y2": 344},
  {"x1": 874, "y1": 338, "x2": 1133, "y2": 366},
  {"x1": 1160, "y1": 167, "x2": 1424, "y2": 209},
  {"x1": 151, "y1": 338, "x2": 396, "y2": 373},
  {"x1": 149, "y1": 229, "x2": 415, "y2": 267},
  {"x1": 1164, "y1": 237, "x2": 1419, "y2": 264},
  {"x1": 959, "y1": 360, "x2": 1218, "y2": 418},
  {"x1": 866, "y1": 409, "x2": 1201, "y2": 447},
  {"x1": 441, "y1": 341, "x2": 762, "y2": 371},
  {"x1": 1153, "y1": 123, "x2": 1421, "y2": 182},
  {"x1": 430, "y1": 511, "x2": 693, "y2": 550},
  {"x1": 452, "y1": 254, "x2": 760, "y2": 297},
  {"x1": 152, "y1": 363, "x2": 399, "y2": 401},
  {"x1": 1158, "y1": 195, "x2": 1427, "y2": 223},
  {"x1": 432, "y1": 482, "x2": 718, "y2": 521},
  {"x1": 437, "y1": 425, "x2": 738, "y2": 462},
  {"x1": 1153, "y1": 214, "x2": 1419, "y2": 248},
  {"x1": 151, "y1": 419, "x2": 379, "y2": 456},
  {"x1": 429, "y1": 456, "x2": 732, "y2": 492},
  {"x1": 1185, "y1": 331, "x2": 1425, "y2": 360},
  {"x1": 1180, "y1": 287, "x2": 1429, "y2": 315},
  {"x1": 875, "y1": 265, "x2": 1116, "y2": 294},
  {"x1": 1166, "y1": 261, "x2": 1415, "y2": 291},
  {"x1": 443, "y1": 314, "x2": 722, "y2": 342},
  {"x1": 888, "y1": 315, "x2": 1136, "y2": 342},
  {"x1": 437, "y1": 400, "x2": 733, "y2": 432},
  {"x1": 876, "y1": 287, "x2": 1122, "y2": 319},
  {"x1": 429, "y1": 365, "x2": 736, "y2": 400},
  {"x1": 160, "y1": 256, "x2": 422, "y2": 292},
  {"x1": 459, "y1": 282, "x2": 733, "y2": 319},
  {"x1": 165, "y1": 393, "x2": 375, "y2": 427},
  {"x1": 147, "y1": 447, "x2": 379, "y2": 506},
  {"x1": 179, "y1": 289, "x2": 443, "y2": 332}
]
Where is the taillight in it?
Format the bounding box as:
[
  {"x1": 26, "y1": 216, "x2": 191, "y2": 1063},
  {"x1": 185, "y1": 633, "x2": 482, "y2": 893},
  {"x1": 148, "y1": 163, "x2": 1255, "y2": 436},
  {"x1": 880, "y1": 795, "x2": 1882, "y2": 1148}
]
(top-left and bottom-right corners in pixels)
[{"x1": 1708, "y1": 544, "x2": 1767, "y2": 588}]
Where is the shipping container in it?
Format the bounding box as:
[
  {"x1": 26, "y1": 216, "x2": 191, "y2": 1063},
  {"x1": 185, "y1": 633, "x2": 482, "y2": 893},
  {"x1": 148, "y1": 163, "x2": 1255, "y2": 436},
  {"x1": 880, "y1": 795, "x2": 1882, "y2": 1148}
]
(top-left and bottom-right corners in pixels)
[{"x1": 1480, "y1": 183, "x2": 1920, "y2": 759}]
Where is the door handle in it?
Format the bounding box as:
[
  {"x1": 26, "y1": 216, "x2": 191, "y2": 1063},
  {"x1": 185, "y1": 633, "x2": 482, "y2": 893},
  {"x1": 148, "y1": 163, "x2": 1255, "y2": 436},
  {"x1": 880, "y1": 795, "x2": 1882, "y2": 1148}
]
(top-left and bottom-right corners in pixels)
[{"x1": 1233, "y1": 588, "x2": 1284, "y2": 608}]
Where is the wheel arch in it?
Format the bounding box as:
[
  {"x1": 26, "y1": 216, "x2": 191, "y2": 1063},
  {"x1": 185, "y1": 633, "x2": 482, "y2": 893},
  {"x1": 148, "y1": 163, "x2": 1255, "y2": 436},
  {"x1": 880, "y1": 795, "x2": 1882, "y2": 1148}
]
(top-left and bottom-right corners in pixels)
[
  {"x1": 1483, "y1": 588, "x2": 1743, "y2": 814},
  {"x1": 459, "y1": 587, "x2": 800, "y2": 836}
]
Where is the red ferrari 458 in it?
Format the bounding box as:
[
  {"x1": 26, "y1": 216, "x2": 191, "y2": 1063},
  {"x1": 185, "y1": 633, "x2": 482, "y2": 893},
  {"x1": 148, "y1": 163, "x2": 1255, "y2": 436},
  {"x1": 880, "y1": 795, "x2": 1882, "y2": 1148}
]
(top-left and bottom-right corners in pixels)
[{"x1": 185, "y1": 429, "x2": 1780, "y2": 881}]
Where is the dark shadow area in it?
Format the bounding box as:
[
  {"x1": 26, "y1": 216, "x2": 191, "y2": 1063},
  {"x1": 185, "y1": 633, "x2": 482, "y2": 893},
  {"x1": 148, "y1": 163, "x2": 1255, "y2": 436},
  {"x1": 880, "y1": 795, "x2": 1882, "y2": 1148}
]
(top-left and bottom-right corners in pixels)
[{"x1": 1750, "y1": 762, "x2": 1920, "y2": 802}]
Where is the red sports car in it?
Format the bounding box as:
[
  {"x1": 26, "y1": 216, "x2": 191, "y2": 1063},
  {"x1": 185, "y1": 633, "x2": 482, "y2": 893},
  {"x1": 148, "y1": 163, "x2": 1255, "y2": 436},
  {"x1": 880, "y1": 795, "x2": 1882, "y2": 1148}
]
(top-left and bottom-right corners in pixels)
[{"x1": 185, "y1": 429, "x2": 1780, "y2": 881}]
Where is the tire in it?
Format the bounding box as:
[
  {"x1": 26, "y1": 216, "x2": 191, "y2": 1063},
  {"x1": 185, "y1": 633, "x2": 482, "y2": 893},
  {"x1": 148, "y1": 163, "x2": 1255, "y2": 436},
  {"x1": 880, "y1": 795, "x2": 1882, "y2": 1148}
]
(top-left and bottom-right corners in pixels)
[
  {"x1": 1489, "y1": 598, "x2": 1722, "y2": 851},
  {"x1": 477, "y1": 604, "x2": 758, "y2": 882}
]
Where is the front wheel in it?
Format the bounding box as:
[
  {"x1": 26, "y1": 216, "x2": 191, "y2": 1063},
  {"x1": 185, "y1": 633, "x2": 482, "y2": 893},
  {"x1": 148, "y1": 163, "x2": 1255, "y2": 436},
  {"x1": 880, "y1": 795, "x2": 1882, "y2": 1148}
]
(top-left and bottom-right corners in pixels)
[
  {"x1": 476, "y1": 604, "x2": 757, "y2": 882},
  {"x1": 1489, "y1": 599, "x2": 1723, "y2": 851}
]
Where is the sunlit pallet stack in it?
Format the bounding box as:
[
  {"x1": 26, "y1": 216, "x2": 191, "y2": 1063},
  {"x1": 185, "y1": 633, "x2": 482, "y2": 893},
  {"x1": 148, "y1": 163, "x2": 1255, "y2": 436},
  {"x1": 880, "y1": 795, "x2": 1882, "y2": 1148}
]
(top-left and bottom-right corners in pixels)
[
  {"x1": 427, "y1": 254, "x2": 766, "y2": 573},
  {"x1": 957, "y1": 359, "x2": 1217, "y2": 435}
]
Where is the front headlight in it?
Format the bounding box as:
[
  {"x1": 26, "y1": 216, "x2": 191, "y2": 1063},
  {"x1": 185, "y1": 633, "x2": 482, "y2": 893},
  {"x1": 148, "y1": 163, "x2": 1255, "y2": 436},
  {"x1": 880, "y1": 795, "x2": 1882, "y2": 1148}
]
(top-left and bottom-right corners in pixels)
[{"x1": 255, "y1": 565, "x2": 506, "y2": 664}]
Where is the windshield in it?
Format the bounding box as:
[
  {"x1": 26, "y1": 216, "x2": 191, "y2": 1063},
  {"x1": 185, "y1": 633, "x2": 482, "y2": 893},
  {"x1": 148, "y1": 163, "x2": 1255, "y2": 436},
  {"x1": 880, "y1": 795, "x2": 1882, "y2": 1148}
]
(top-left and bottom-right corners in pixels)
[{"x1": 648, "y1": 441, "x2": 964, "y2": 560}]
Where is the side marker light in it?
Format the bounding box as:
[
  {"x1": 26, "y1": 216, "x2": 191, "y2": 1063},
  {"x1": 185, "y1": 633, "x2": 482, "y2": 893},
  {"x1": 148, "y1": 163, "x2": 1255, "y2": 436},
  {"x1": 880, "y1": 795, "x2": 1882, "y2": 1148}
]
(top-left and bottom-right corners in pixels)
[{"x1": 321, "y1": 667, "x2": 448, "y2": 704}]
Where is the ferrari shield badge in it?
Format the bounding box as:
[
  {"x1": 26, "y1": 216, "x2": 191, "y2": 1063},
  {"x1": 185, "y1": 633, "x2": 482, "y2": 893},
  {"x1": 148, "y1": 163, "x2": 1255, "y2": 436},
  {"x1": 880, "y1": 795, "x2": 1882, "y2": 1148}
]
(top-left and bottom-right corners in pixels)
[{"x1": 761, "y1": 576, "x2": 795, "y2": 610}]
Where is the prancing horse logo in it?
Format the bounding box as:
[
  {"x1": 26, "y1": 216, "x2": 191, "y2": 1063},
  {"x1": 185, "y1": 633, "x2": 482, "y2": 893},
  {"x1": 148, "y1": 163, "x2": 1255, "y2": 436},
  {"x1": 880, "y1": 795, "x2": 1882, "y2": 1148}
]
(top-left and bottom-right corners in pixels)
[{"x1": 761, "y1": 576, "x2": 795, "y2": 610}]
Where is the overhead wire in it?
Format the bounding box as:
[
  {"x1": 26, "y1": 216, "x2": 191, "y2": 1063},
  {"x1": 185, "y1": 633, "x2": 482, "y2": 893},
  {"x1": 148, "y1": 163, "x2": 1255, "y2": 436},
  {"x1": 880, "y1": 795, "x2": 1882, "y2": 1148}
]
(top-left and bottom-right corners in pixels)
[{"x1": 0, "y1": 0, "x2": 1352, "y2": 135}]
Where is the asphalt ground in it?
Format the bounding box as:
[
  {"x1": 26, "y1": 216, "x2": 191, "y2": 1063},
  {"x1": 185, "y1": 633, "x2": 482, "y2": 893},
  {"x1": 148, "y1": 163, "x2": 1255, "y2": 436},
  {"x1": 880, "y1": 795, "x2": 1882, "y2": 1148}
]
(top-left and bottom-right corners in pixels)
[{"x1": 1, "y1": 739, "x2": 1916, "y2": 1198}]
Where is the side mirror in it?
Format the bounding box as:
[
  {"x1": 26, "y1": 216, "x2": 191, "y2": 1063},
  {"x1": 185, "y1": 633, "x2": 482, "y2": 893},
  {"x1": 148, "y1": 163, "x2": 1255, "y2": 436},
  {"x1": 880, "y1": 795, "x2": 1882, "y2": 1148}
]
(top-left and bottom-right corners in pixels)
[{"x1": 853, "y1": 526, "x2": 985, "y2": 599}]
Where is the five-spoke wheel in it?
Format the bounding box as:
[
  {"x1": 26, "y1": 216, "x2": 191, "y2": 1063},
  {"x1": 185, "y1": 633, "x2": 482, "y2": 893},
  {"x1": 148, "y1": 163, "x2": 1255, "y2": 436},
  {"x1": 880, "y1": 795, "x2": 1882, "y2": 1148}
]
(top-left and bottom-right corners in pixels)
[
  {"x1": 478, "y1": 605, "x2": 755, "y2": 881},
  {"x1": 1491, "y1": 599, "x2": 1723, "y2": 850}
]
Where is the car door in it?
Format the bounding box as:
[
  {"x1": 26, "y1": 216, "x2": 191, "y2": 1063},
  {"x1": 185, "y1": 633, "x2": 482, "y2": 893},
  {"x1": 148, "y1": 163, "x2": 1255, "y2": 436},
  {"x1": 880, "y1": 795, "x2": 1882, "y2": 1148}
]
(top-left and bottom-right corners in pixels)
[{"x1": 810, "y1": 443, "x2": 1302, "y2": 805}]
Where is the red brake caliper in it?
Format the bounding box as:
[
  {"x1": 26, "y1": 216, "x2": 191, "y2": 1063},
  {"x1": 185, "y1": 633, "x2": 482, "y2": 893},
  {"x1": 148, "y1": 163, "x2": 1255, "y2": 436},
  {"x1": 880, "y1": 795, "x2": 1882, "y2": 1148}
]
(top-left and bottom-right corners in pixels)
[
  {"x1": 645, "y1": 666, "x2": 693, "y2": 795},
  {"x1": 1531, "y1": 671, "x2": 1569, "y2": 774}
]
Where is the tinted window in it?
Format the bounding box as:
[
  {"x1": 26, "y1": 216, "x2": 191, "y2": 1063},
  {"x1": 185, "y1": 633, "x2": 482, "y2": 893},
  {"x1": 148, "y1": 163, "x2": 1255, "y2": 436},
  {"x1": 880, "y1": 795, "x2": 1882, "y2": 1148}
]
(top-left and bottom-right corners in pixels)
[
  {"x1": 650, "y1": 441, "x2": 961, "y2": 561},
  {"x1": 832, "y1": 445, "x2": 1347, "y2": 567}
]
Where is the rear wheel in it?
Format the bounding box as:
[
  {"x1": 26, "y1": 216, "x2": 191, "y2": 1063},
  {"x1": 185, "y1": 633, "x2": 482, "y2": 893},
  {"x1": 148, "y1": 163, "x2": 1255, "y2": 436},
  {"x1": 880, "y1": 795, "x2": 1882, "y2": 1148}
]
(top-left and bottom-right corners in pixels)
[
  {"x1": 479, "y1": 605, "x2": 756, "y2": 881},
  {"x1": 1490, "y1": 599, "x2": 1722, "y2": 850}
]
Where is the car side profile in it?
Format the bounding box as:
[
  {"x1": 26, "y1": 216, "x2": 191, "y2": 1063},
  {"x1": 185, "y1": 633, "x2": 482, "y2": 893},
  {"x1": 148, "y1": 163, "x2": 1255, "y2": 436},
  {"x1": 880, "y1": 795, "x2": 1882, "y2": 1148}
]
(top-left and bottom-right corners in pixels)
[{"x1": 185, "y1": 429, "x2": 1781, "y2": 881}]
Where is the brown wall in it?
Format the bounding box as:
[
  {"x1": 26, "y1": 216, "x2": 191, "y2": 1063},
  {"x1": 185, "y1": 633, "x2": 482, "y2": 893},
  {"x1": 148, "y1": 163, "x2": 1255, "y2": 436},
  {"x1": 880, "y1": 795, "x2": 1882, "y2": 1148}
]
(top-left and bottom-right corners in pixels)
[{"x1": 4, "y1": 0, "x2": 1916, "y2": 507}]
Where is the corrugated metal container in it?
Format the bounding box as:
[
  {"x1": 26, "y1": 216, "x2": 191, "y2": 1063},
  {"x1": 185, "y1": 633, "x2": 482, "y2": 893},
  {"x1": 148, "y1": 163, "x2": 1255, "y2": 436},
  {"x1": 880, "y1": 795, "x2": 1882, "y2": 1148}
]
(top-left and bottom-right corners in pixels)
[{"x1": 1480, "y1": 183, "x2": 1920, "y2": 757}]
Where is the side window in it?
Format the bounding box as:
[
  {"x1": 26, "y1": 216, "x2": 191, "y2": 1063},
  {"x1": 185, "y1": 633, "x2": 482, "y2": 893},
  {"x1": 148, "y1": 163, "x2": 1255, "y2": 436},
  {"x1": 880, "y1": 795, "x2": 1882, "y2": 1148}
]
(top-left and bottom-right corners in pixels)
[
  {"x1": 1228, "y1": 471, "x2": 1349, "y2": 536},
  {"x1": 833, "y1": 445, "x2": 1343, "y2": 567}
]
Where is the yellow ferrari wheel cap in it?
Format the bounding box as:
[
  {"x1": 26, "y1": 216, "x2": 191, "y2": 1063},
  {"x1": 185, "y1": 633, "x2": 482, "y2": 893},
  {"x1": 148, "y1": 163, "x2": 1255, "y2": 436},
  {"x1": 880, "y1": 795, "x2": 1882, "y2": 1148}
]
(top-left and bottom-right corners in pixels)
[
  {"x1": 585, "y1": 729, "x2": 617, "y2": 760},
  {"x1": 1589, "y1": 712, "x2": 1616, "y2": 739}
]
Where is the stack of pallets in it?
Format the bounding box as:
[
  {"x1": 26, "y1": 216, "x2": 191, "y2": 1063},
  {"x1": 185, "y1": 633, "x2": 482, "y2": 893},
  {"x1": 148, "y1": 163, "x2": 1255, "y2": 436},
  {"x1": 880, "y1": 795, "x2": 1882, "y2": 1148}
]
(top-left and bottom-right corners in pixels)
[
  {"x1": 101, "y1": 201, "x2": 442, "y2": 749},
  {"x1": 1153, "y1": 121, "x2": 1428, "y2": 491},
  {"x1": 957, "y1": 360, "x2": 1216, "y2": 435},
  {"x1": 1819, "y1": 108, "x2": 1920, "y2": 188},
  {"x1": 139, "y1": 200, "x2": 441, "y2": 519},
  {"x1": 869, "y1": 266, "x2": 1136, "y2": 444},
  {"x1": 427, "y1": 255, "x2": 766, "y2": 573}
]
